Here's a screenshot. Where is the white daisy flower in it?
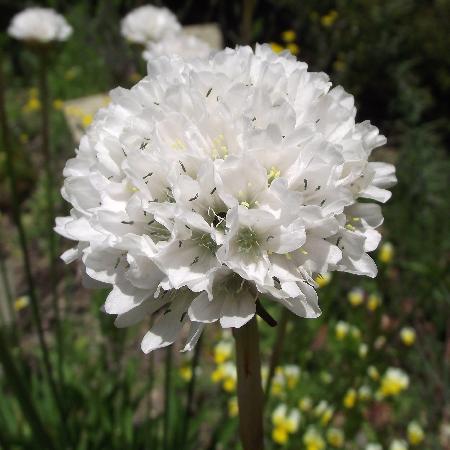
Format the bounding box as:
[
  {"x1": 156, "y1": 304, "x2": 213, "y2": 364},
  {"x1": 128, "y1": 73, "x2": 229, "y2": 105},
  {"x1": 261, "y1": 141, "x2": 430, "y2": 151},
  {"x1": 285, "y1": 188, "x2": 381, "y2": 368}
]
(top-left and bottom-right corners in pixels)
[
  {"x1": 120, "y1": 5, "x2": 181, "y2": 45},
  {"x1": 8, "y1": 7, "x2": 72, "y2": 43},
  {"x1": 56, "y1": 45, "x2": 395, "y2": 353}
]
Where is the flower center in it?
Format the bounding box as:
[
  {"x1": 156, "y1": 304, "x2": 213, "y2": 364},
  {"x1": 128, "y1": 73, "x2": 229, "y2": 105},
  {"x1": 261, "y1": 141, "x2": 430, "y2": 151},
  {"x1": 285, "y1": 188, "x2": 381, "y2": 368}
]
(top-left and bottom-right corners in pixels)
[{"x1": 236, "y1": 227, "x2": 260, "y2": 254}]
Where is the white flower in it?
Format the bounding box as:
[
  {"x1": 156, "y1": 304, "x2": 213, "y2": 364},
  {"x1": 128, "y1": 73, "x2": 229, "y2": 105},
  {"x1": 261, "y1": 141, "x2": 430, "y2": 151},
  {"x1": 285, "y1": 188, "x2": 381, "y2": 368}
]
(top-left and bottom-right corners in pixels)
[
  {"x1": 120, "y1": 5, "x2": 181, "y2": 45},
  {"x1": 366, "y1": 444, "x2": 383, "y2": 450},
  {"x1": 8, "y1": 7, "x2": 72, "y2": 43},
  {"x1": 143, "y1": 33, "x2": 213, "y2": 61},
  {"x1": 389, "y1": 439, "x2": 408, "y2": 450},
  {"x1": 56, "y1": 45, "x2": 395, "y2": 353}
]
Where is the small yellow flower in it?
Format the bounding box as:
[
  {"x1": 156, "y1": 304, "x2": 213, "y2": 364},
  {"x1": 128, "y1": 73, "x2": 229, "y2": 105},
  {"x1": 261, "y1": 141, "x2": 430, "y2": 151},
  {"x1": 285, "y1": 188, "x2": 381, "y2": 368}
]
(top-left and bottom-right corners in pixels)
[
  {"x1": 303, "y1": 427, "x2": 326, "y2": 450},
  {"x1": 53, "y1": 99, "x2": 64, "y2": 110},
  {"x1": 14, "y1": 295, "x2": 30, "y2": 312},
  {"x1": 214, "y1": 340, "x2": 233, "y2": 364},
  {"x1": 327, "y1": 428, "x2": 344, "y2": 448},
  {"x1": 179, "y1": 366, "x2": 192, "y2": 382},
  {"x1": 283, "y1": 365, "x2": 301, "y2": 389},
  {"x1": 407, "y1": 421, "x2": 424, "y2": 445},
  {"x1": 286, "y1": 43, "x2": 300, "y2": 55},
  {"x1": 272, "y1": 426, "x2": 289, "y2": 445},
  {"x1": 379, "y1": 242, "x2": 394, "y2": 264},
  {"x1": 81, "y1": 114, "x2": 93, "y2": 128},
  {"x1": 19, "y1": 133, "x2": 29, "y2": 144},
  {"x1": 270, "y1": 42, "x2": 285, "y2": 54},
  {"x1": 379, "y1": 368, "x2": 409, "y2": 397},
  {"x1": 368, "y1": 365, "x2": 380, "y2": 381},
  {"x1": 400, "y1": 327, "x2": 416, "y2": 346},
  {"x1": 281, "y1": 30, "x2": 296, "y2": 43},
  {"x1": 320, "y1": 407, "x2": 334, "y2": 426},
  {"x1": 359, "y1": 343, "x2": 368, "y2": 358},
  {"x1": 358, "y1": 385, "x2": 372, "y2": 401},
  {"x1": 228, "y1": 397, "x2": 238, "y2": 418},
  {"x1": 211, "y1": 366, "x2": 224, "y2": 383},
  {"x1": 348, "y1": 288, "x2": 365, "y2": 306},
  {"x1": 23, "y1": 97, "x2": 41, "y2": 113},
  {"x1": 333, "y1": 59, "x2": 346, "y2": 72},
  {"x1": 367, "y1": 293, "x2": 382, "y2": 311},
  {"x1": 223, "y1": 376, "x2": 236, "y2": 392},
  {"x1": 343, "y1": 388, "x2": 357, "y2": 408},
  {"x1": 321, "y1": 10, "x2": 338, "y2": 27},
  {"x1": 315, "y1": 272, "x2": 332, "y2": 288},
  {"x1": 299, "y1": 396, "x2": 313, "y2": 412},
  {"x1": 335, "y1": 321, "x2": 349, "y2": 340}
]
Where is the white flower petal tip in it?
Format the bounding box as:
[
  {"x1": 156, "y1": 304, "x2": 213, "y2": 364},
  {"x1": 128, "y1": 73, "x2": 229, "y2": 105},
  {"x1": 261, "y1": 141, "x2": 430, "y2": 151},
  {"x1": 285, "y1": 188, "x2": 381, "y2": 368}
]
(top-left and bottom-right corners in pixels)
[{"x1": 56, "y1": 44, "x2": 394, "y2": 352}]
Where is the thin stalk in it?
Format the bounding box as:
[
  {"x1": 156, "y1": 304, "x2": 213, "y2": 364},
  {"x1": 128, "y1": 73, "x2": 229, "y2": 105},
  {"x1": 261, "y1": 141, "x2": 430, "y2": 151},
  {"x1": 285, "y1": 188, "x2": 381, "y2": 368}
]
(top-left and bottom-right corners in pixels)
[
  {"x1": 163, "y1": 345, "x2": 173, "y2": 449},
  {"x1": 38, "y1": 48, "x2": 63, "y2": 386},
  {"x1": 145, "y1": 351, "x2": 155, "y2": 449},
  {"x1": 0, "y1": 50, "x2": 64, "y2": 430},
  {"x1": 180, "y1": 334, "x2": 203, "y2": 448},
  {"x1": 264, "y1": 309, "x2": 289, "y2": 400},
  {"x1": 240, "y1": 0, "x2": 257, "y2": 44},
  {"x1": 0, "y1": 328, "x2": 56, "y2": 450},
  {"x1": 233, "y1": 316, "x2": 264, "y2": 450}
]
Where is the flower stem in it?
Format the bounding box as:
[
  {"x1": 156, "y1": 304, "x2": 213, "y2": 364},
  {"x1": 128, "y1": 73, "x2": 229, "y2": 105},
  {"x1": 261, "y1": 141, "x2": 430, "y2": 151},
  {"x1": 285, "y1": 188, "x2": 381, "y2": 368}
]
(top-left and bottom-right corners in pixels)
[
  {"x1": 180, "y1": 334, "x2": 203, "y2": 448},
  {"x1": 233, "y1": 315, "x2": 264, "y2": 450},
  {"x1": 264, "y1": 308, "x2": 289, "y2": 400},
  {"x1": 163, "y1": 345, "x2": 173, "y2": 449},
  {"x1": 38, "y1": 48, "x2": 63, "y2": 385}
]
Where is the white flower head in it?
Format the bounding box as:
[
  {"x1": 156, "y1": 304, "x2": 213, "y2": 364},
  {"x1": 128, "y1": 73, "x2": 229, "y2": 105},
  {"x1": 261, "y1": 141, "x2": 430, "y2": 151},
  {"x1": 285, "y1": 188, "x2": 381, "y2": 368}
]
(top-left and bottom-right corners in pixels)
[
  {"x1": 120, "y1": 5, "x2": 181, "y2": 45},
  {"x1": 143, "y1": 33, "x2": 213, "y2": 62},
  {"x1": 56, "y1": 45, "x2": 395, "y2": 353},
  {"x1": 8, "y1": 7, "x2": 72, "y2": 43}
]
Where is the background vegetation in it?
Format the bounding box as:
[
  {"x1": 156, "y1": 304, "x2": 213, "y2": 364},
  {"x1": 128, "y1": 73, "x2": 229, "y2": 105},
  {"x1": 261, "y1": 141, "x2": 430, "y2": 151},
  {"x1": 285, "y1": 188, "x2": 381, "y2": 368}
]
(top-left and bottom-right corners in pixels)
[{"x1": 0, "y1": 0, "x2": 448, "y2": 449}]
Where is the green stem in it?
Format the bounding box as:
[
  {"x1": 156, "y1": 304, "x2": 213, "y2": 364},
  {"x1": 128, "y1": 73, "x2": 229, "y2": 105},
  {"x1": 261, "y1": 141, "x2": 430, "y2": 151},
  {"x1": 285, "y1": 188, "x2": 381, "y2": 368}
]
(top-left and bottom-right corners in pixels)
[
  {"x1": 264, "y1": 308, "x2": 289, "y2": 400},
  {"x1": 163, "y1": 345, "x2": 173, "y2": 449},
  {"x1": 0, "y1": 48, "x2": 65, "y2": 433},
  {"x1": 240, "y1": 0, "x2": 257, "y2": 44},
  {"x1": 233, "y1": 316, "x2": 264, "y2": 450},
  {"x1": 0, "y1": 328, "x2": 56, "y2": 450},
  {"x1": 180, "y1": 334, "x2": 203, "y2": 448},
  {"x1": 38, "y1": 48, "x2": 63, "y2": 386}
]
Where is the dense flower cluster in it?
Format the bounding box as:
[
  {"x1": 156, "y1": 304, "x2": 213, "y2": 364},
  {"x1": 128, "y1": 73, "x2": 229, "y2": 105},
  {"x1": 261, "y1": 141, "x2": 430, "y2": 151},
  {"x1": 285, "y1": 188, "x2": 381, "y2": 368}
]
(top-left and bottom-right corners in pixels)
[
  {"x1": 56, "y1": 45, "x2": 395, "y2": 352},
  {"x1": 120, "y1": 5, "x2": 181, "y2": 45},
  {"x1": 8, "y1": 7, "x2": 72, "y2": 43},
  {"x1": 142, "y1": 33, "x2": 212, "y2": 61}
]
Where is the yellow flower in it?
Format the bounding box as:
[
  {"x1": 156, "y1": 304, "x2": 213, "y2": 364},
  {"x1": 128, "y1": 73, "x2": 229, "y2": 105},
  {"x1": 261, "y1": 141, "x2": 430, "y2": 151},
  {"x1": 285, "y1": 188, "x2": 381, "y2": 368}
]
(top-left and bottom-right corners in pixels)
[
  {"x1": 333, "y1": 59, "x2": 346, "y2": 72},
  {"x1": 348, "y1": 288, "x2": 365, "y2": 306},
  {"x1": 379, "y1": 368, "x2": 409, "y2": 397},
  {"x1": 270, "y1": 42, "x2": 284, "y2": 54},
  {"x1": 53, "y1": 99, "x2": 64, "y2": 110},
  {"x1": 81, "y1": 114, "x2": 93, "y2": 128},
  {"x1": 286, "y1": 43, "x2": 300, "y2": 55},
  {"x1": 211, "y1": 366, "x2": 224, "y2": 383},
  {"x1": 400, "y1": 327, "x2": 416, "y2": 346},
  {"x1": 179, "y1": 366, "x2": 192, "y2": 382},
  {"x1": 358, "y1": 385, "x2": 372, "y2": 401},
  {"x1": 303, "y1": 427, "x2": 326, "y2": 450},
  {"x1": 223, "y1": 376, "x2": 236, "y2": 392},
  {"x1": 327, "y1": 428, "x2": 344, "y2": 447},
  {"x1": 19, "y1": 133, "x2": 29, "y2": 144},
  {"x1": 407, "y1": 421, "x2": 424, "y2": 445},
  {"x1": 321, "y1": 10, "x2": 338, "y2": 27},
  {"x1": 299, "y1": 396, "x2": 313, "y2": 412},
  {"x1": 14, "y1": 295, "x2": 30, "y2": 312},
  {"x1": 271, "y1": 405, "x2": 300, "y2": 444},
  {"x1": 315, "y1": 272, "x2": 331, "y2": 288},
  {"x1": 228, "y1": 397, "x2": 238, "y2": 418},
  {"x1": 23, "y1": 97, "x2": 41, "y2": 113},
  {"x1": 214, "y1": 340, "x2": 233, "y2": 364},
  {"x1": 272, "y1": 426, "x2": 289, "y2": 445},
  {"x1": 367, "y1": 293, "x2": 382, "y2": 311},
  {"x1": 335, "y1": 321, "x2": 349, "y2": 340},
  {"x1": 379, "y1": 242, "x2": 394, "y2": 263},
  {"x1": 359, "y1": 343, "x2": 368, "y2": 358},
  {"x1": 343, "y1": 388, "x2": 357, "y2": 408},
  {"x1": 368, "y1": 365, "x2": 380, "y2": 381},
  {"x1": 283, "y1": 365, "x2": 301, "y2": 389},
  {"x1": 281, "y1": 30, "x2": 296, "y2": 43}
]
